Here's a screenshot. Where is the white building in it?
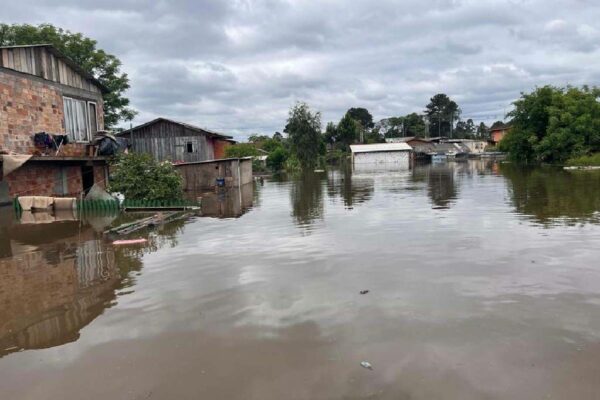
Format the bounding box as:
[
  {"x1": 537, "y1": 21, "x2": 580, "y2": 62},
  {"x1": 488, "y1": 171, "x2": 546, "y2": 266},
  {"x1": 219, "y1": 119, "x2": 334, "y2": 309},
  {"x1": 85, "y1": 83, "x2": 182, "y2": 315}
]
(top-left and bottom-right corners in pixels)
[{"x1": 350, "y1": 143, "x2": 412, "y2": 169}]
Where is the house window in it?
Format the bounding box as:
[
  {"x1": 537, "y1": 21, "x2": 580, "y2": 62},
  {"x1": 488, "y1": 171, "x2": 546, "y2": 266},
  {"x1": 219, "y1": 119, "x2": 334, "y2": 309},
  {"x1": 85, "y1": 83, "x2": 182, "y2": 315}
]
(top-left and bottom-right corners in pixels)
[
  {"x1": 187, "y1": 142, "x2": 194, "y2": 153},
  {"x1": 88, "y1": 102, "x2": 98, "y2": 136},
  {"x1": 63, "y1": 97, "x2": 99, "y2": 142}
]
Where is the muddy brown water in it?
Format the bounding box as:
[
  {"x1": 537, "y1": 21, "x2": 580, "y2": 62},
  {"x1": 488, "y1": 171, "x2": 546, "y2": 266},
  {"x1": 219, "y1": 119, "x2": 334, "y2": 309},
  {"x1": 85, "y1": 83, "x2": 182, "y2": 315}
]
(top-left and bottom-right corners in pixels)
[{"x1": 1, "y1": 160, "x2": 600, "y2": 400}]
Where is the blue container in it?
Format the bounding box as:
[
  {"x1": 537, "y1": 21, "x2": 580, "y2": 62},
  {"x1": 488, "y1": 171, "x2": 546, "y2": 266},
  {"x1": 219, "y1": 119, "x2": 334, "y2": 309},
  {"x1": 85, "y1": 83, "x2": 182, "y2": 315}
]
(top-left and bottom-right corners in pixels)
[{"x1": 216, "y1": 178, "x2": 225, "y2": 187}]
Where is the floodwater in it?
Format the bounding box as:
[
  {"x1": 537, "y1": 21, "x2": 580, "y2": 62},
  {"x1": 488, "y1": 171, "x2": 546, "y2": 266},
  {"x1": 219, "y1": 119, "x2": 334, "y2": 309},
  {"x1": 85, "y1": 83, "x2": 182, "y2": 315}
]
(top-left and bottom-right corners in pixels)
[{"x1": 1, "y1": 160, "x2": 600, "y2": 400}]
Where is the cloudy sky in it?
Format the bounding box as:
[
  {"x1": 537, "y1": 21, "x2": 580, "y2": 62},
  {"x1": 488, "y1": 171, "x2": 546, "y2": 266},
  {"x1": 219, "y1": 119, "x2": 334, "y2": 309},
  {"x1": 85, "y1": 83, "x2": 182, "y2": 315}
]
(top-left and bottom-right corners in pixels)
[{"x1": 3, "y1": 0, "x2": 600, "y2": 140}]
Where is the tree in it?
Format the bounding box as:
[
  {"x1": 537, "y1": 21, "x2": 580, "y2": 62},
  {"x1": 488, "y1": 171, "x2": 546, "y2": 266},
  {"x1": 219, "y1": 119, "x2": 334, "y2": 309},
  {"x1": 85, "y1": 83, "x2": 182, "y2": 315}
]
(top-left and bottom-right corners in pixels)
[
  {"x1": 0, "y1": 23, "x2": 135, "y2": 127},
  {"x1": 323, "y1": 122, "x2": 338, "y2": 146},
  {"x1": 477, "y1": 122, "x2": 489, "y2": 139},
  {"x1": 499, "y1": 85, "x2": 600, "y2": 163},
  {"x1": 336, "y1": 113, "x2": 361, "y2": 151},
  {"x1": 403, "y1": 113, "x2": 427, "y2": 137},
  {"x1": 454, "y1": 118, "x2": 476, "y2": 138},
  {"x1": 490, "y1": 120, "x2": 505, "y2": 130},
  {"x1": 346, "y1": 108, "x2": 374, "y2": 129},
  {"x1": 284, "y1": 102, "x2": 323, "y2": 170},
  {"x1": 266, "y1": 147, "x2": 289, "y2": 171},
  {"x1": 224, "y1": 143, "x2": 260, "y2": 158},
  {"x1": 424, "y1": 94, "x2": 461, "y2": 137},
  {"x1": 108, "y1": 153, "x2": 183, "y2": 201}
]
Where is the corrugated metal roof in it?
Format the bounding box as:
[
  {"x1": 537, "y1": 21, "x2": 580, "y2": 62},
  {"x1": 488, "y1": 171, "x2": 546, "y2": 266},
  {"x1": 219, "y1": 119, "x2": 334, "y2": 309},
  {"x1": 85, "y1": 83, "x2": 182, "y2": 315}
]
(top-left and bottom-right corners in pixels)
[{"x1": 350, "y1": 143, "x2": 412, "y2": 153}]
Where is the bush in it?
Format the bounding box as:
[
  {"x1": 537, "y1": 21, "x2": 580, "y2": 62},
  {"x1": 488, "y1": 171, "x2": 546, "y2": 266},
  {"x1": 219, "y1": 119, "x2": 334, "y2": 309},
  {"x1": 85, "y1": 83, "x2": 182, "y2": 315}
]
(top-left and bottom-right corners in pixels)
[
  {"x1": 266, "y1": 147, "x2": 289, "y2": 171},
  {"x1": 108, "y1": 153, "x2": 183, "y2": 201},
  {"x1": 224, "y1": 143, "x2": 260, "y2": 158},
  {"x1": 566, "y1": 153, "x2": 600, "y2": 166}
]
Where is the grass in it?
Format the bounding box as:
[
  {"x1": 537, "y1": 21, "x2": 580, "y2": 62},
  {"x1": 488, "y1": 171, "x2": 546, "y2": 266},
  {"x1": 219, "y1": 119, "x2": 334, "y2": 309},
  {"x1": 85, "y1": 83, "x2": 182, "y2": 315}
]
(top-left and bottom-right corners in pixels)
[{"x1": 566, "y1": 153, "x2": 600, "y2": 167}]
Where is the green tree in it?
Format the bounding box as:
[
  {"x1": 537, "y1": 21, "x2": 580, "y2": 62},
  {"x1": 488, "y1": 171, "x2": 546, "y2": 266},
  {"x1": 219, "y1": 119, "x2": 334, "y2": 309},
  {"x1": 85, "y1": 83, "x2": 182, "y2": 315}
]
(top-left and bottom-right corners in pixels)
[
  {"x1": 0, "y1": 23, "x2": 135, "y2": 127},
  {"x1": 284, "y1": 102, "x2": 323, "y2": 170},
  {"x1": 323, "y1": 122, "x2": 338, "y2": 146},
  {"x1": 403, "y1": 113, "x2": 427, "y2": 137},
  {"x1": 109, "y1": 153, "x2": 183, "y2": 201},
  {"x1": 224, "y1": 143, "x2": 260, "y2": 158},
  {"x1": 425, "y1": 93, "x2": 461, "y2": 137},
  {"x1": 500, "y1": 85, "x2": 600, "y2": 163},
  {"x1": 346, "y1": 107, "x2": 374, "y2": 129},
  {"x1": 477, "y1": 122, "x2": 489, "y2": 139},
  {"x1": 266, "y1": 147, "x2": 289, "y2": 171},
  {"x1": 336, "y1": 113, "x2": 361, "y2": 151}
]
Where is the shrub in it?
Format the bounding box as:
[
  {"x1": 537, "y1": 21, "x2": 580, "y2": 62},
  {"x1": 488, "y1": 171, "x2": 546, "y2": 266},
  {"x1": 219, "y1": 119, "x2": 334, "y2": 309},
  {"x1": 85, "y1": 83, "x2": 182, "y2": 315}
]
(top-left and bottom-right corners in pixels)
[
  {"x1": 108, "y1": 153, "x2": 183, "y2": 201},
  {"x1": 266, "y1": 147, "x2": 289, "y2": 171},
  {"x1": 224, "y1": 143, "x2": 260, "y2": 158},
  {"x1": 566, "y1": 153, "x2": 600, "y2": 167}
]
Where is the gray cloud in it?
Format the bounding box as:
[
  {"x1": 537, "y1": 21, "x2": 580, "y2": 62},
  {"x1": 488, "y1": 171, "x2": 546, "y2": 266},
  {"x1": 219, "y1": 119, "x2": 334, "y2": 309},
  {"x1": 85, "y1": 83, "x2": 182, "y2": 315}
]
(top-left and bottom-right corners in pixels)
[{"x1": 3, "y1": 0, "x2": 600, "y2": 139}]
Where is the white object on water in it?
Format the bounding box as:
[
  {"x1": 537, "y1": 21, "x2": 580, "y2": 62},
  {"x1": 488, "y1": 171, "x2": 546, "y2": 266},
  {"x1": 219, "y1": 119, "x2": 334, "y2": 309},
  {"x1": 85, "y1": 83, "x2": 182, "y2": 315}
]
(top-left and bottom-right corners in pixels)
[{"x1": 360, "y1": 361, "x2": 373, "y2": 370}]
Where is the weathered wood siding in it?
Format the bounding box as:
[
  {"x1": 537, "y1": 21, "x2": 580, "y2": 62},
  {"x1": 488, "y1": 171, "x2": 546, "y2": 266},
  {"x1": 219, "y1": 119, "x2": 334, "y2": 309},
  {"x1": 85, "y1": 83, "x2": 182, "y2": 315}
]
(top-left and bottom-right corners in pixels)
[
  {"x1": 128, "y1": 120, "x2": 215, "y2": 163},
  {"x1": 175, "y1": 158, "x2": 253, "y2": 191},
  {"x1": 0, "y1": 46, "x2": 101, "y2": 93}
]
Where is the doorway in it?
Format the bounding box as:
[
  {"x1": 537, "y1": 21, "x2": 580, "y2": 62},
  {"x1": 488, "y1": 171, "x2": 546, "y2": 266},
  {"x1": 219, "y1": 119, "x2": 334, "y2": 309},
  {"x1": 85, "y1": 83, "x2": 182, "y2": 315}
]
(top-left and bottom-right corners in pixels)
[{"x1": 81, "y1": 166, "x2": 95, "y2": 195}]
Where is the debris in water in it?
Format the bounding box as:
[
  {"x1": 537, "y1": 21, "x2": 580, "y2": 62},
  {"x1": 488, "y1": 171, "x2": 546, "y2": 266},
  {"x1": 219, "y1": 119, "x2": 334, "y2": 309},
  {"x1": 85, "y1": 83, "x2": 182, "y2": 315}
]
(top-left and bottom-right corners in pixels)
[
  {"x1": 360, "y1": 361, "x2": 373, "y2": 370},
  {"x1": 360, "y1": 290, "x2": 370, "y2": 295},
  {"x1": 113, "y1": 238, "x2": 148, "y2": 246}
]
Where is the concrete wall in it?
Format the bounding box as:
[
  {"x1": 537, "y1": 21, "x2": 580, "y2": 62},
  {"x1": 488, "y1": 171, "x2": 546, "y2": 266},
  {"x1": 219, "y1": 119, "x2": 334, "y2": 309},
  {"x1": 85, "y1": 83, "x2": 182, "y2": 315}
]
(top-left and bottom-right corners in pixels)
[
  {"x1": 175, "y1": 158, "x2": 253, "y2": 191},
  {"x1": 353, "y1": 151, "x2": 410, "y2": 168}
]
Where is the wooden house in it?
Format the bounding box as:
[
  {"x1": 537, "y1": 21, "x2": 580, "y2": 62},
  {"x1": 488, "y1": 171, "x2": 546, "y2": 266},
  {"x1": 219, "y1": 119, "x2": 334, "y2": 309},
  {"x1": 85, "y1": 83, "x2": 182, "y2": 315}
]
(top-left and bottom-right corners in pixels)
[{"x1": 120, "y1": 118, "x2": 236, "y2": 163}]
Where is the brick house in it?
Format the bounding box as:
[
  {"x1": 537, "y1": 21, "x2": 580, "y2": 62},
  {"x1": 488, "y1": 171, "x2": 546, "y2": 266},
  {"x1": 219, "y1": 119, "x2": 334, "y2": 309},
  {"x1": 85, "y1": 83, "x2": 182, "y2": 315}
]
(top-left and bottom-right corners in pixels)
[
  {"x1": 0, "y1": 44, "x2": 109, "y2": 205},
  {"x1": 489, "y1": 124, "x2": 511, "y2": 145}
]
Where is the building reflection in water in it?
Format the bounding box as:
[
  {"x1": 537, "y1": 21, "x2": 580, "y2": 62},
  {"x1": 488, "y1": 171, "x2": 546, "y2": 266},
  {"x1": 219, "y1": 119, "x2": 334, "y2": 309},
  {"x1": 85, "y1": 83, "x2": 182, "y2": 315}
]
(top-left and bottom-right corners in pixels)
[
  {"x1": 0, "y1": 209, "x2": 185, "y2": 358},
  {"x1": 327, "y1": 165, "x2": 374, "y2": 209},
  {"x1": 410, "y1": 163, "x2": 460, "y2": 208},
  {"x1": 190, "y1": 183, "x2": 254, "y2": 219}
]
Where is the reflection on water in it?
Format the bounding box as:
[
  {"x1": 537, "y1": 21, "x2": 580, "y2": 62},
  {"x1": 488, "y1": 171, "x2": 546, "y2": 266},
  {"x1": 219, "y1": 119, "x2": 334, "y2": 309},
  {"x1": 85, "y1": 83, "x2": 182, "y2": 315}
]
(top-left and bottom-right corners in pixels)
[
  {"x1": 500, "y1": 163, "x2": 600, "y2": 225},
  {"x1": 2, "y1": 161, "x2": 600, "y2": 399},
  {"x1": 198, "y1": 183, "x2": 254, "y2": 218},
  {"x1": 0, "y1": 211, "x2": 186, "y2": 358}
]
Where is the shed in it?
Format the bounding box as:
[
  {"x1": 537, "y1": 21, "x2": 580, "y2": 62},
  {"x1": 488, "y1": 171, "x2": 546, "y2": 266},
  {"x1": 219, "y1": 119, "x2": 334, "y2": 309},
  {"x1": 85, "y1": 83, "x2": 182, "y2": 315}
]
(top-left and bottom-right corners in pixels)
[
  {"x1": 350, "y1": 143, "x2": 412, "y2": 169},
  {"x1": 120, "y1": 118, "x2": 236, "y2": 163}
]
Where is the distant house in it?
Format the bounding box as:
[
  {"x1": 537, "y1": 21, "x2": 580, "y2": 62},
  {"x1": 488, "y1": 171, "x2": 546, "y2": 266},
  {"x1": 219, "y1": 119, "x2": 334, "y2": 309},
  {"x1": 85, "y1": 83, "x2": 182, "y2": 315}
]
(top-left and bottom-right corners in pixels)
[
  {"x1": 350, "y1": 143, "x2": 412, "y2": 169},
  {"x1": 0, "y1": 44, "x2": 109, "y2": 204},
  {"x1": 120, "y1": 118, "x2": 236, "y2": 163},
  {"x1": 446, "y1": 139, "x2": 487, "y2": 154},
  {"x1": 489, "y1": 124, "x2": 511, "y2": 145}
]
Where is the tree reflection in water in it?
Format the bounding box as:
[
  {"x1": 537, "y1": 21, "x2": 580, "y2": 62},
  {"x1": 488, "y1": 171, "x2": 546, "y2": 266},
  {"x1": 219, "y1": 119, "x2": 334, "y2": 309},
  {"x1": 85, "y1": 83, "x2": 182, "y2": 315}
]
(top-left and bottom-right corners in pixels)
[
  {"x1": 411, "y1": 163, "x2": 459, "y2": 208},
  {"x1": 500, "y1": 164, "x2": 600, "y2": 226}
]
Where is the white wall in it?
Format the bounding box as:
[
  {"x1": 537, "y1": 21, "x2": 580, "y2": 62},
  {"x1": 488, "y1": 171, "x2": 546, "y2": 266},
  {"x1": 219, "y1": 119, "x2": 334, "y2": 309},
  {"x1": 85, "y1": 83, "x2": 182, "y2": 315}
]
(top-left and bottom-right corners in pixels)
[{"x1": 353, "y1": 151, "x2": 410, "y2": 169}]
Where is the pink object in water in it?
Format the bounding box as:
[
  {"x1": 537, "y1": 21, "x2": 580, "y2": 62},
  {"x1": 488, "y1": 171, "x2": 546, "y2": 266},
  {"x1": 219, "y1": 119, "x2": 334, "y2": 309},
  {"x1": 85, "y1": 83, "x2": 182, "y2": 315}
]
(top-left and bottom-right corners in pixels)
[{"x1": 113, "y1": 238, "x2": 148, "y2": 245}]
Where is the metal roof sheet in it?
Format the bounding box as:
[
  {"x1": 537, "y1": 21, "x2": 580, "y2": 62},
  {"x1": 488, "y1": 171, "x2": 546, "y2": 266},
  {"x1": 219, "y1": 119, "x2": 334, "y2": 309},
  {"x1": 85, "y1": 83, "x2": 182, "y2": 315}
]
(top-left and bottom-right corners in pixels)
[{"x1": 350, "y1": 143, "x2": 412, "y2": 153}]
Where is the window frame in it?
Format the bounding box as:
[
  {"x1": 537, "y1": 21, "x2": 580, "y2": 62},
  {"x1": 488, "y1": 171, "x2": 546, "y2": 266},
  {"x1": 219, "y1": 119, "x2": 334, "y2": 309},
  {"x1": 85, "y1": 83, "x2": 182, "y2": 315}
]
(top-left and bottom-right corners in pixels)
[{"x1": 63, "y1": 96, "x2": 99, "y2": 143}]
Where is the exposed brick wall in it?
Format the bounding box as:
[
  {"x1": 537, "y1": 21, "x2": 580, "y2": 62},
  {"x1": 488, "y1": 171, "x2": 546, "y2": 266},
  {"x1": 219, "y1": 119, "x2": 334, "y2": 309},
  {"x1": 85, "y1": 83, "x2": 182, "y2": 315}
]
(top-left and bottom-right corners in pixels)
[
  {"x1": 4, "y1": 164, "x2": 83, "y2": 197},
  {"x1": 213, "y1": 139, "x2": 232, "y2": 159},
  {"x1": 93, "y1": 165, "x2": 107, "y2": 189},
  {"x1": 0, "y1": 70, "x2": 103, "y2": 157}
]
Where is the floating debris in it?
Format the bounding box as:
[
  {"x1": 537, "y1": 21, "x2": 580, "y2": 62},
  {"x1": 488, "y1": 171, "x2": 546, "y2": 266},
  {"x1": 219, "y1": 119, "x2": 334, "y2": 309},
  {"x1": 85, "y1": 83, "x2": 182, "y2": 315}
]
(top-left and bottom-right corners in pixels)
[
  {"x1": 360, "y1": 290, "x2": 370, "y2": 295},
  {"x1": 113, "y1": 238, "x2": 148, "y2": 246},
  {"x1": 360, "y1": 361, "x2": 373, "y2": 370}
]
